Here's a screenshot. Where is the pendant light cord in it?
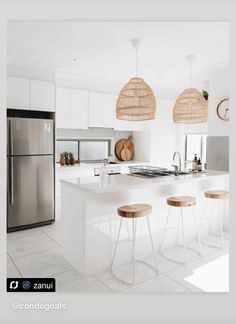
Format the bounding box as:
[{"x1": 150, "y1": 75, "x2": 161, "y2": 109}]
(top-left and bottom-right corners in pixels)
[
  {"x1": 189, "y1": 58, "x2": 193, "y2": 88},
  {"x1": 136, "y1": 47, "x2": 139, "y2": 77}
]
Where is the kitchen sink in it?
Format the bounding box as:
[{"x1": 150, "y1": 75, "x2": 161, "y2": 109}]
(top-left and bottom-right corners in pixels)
[
  {"x1": 128, "y1": 165, "x2": 191, "y2": 178},
  {"x1": 165, "y1": 170, "x2": 191, "y2": 176}
]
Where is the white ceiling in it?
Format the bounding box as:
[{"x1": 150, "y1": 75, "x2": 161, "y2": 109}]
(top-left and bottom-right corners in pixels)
[{"x1": 7, "y1": 21, "x2": 229, "y2": 94}]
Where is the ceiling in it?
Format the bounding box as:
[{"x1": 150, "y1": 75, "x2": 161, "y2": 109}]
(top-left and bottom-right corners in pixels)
[{"x1": 7, "y1": 21, "x2": 229, "y2": 94}]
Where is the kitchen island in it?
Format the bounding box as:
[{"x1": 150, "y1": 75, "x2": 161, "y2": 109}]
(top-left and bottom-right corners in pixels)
[{"x1": 61, "y1": 170, "x2": 229, "y2": 275}]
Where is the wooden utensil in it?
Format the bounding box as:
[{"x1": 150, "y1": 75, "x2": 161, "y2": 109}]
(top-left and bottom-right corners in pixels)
[
  {"x1": 121, "y1": 143, "x2": 132, "y2": 161},
  {"x1": 115, "y1": 138, "x2": 126, "y2": 160}
]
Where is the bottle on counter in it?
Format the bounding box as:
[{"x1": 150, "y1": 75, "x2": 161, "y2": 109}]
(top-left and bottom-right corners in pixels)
[
  {"x1": 192, "y1": 154, "x2": 198, "y2": 171},
  {"x1": 100, "y1": 159, "x2": 108, "y2": 184},
  {"x1": 197, "y1": 158, "x2": 202, "y2": 172}
]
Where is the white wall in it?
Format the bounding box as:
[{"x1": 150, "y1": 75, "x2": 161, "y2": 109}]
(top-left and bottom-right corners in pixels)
[
  {"x1": 132, "y1": 130, "x2": 151, "y2": 162},
  {"x1": 182, "y1": 122, "x2": 208, "y2": 134},
  {"x1": 208, "y1": 68, "x2": 229, "y2": 136},
  {"x1": 133, "y1": 98, "x2": 181, "y2": 168}
]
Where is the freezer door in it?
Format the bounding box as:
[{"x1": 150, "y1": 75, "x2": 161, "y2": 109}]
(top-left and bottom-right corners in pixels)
[
  {"x1": 7, "y1": 117, "x2": 54, "y2": 156},
  {"x1": 7, "y1": 155, "x2": 54, "y2": 229}
]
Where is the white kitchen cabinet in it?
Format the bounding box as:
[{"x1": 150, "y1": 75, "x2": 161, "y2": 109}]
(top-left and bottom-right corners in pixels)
[
  {"x1": 7, "y1": 77, "x2": 30, "y2": 109},
  {"x1": 30, "y1": 80, "x2": 55, "y2": 111},
  {"x1": 69, "y1": 89, "x2": 89, "y2": 129},
  {"x1": 89, "y1": 92, "x2": 115, "y2": 128},
  {"x1": 56, "y1": 87, "x2": 70, "y2": 128},
  {"x1": 56, "y1": 87, "x2": 89, "y2": 129}
]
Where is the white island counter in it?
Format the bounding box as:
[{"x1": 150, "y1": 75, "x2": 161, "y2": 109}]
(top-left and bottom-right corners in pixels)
[{"x1": 61, "y1": 171, "x2": 229, "y2": 275}]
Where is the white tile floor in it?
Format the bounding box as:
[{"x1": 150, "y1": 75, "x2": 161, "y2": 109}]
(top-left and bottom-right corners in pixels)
[{"x1": 7, "y1": 219, "x2": 229, "y2": 293}]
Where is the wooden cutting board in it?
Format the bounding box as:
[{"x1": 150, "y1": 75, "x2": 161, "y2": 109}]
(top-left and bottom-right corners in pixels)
[{"x1": 115, "y1": 136, "x2": 134, "y2": 161}]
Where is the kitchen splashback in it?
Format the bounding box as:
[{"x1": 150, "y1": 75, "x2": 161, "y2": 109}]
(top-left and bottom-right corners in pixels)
[{"x1": 56, "y1": 128, "x2": 131, "y2": 162}]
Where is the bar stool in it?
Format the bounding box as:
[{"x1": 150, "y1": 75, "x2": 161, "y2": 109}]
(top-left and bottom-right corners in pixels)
[
  {"x1": 111, "y1": 204, "x2": 158, "y2": 285},
  {"x1": 199, "y1": 190, "x2": 229, "y2": 248},
  {"x1": 159, "y1": 196, "x2": 203, "y2": 264}
]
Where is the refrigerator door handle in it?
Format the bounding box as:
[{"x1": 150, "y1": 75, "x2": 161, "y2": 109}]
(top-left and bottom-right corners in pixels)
[
  {"x1": 9, "y1": 157, "x2": 14, "y2": 205},
  {"x1": 8, "y1": 119, "x2": 13, "y2": 155}
]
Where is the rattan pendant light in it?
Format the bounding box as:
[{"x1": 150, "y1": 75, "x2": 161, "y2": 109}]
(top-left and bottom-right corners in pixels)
[
  {"x1": 173, "y1": 55, "x2": 208, "y2": 124},
  {"x1": 116, "y1": 39, "x2": 156, "y2": 121}
]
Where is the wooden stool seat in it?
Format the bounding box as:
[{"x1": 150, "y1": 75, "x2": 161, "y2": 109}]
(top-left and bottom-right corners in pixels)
[
  {"x1": 117, "y1": 204, "x2": 152, "y2": 218},
  {"x1": 204, "y1": 190, "x2": 229, "y2": 199},
  {"x1": 167, "y1": 196, "x2": 196, "y2": 208}
]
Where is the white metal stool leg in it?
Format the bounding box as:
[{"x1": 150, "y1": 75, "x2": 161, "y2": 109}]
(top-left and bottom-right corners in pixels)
[
  {"x1": 180, "y1": 208, "x2": 187, "y2": 264},
  {"x1": 132, "y1": 218, "x2": 136, "y2": 285},
  {"x1": 219, "y1": 200, "x2": 225, "y2": 248},
  {"x1": 146, "y1": 216, "x2": 159, "y2": 274},
  {"x1": 111, "y1": 217, "x2": 123, "y2": 267},
  {"x1": 126, "y1": 218, "x2": 131, "y2": 241},
  {"x1": 111, "y1": 208, "x2": 159, "y2": 286},
  {"x1": 176, "y1": 208, "x2": 181, "y2": 246},
  {"x1": 159, "y1": 206, "x2": 171, "y2": 251},
  {"x1": 199, "y1": 199, "x2": 208, "y2": 235},
  {"x1": 199, "y1": 197, "x2": 227, "y2": 250},
  {"x1": 191, "y1": 206, "x2": 203, "y2": 256}
]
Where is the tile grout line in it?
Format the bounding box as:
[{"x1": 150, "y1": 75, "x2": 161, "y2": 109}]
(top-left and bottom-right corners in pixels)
[
  {"x1": 7, "y1": 253, "x2": 24, "y2": 278},
  {"x1": 47, "y1": 268, "x2": 113, "y2": 292},
  {"x1": 160, "y1": 272, "x2": 193, "y2": 293},
  {"x1": 93, "y1": 274, "x2": 115, "y2": 292},
  {"x1": 39, "y1": 227, "x2": 62, "y2": 248},
  {"x1": 96, "y1": 267, "x2": 160, "y2": 293},
  {"x1": 8, "y1": 246, "x2": 62, "y2": 261},
  {"x1": 119, "y1": 269, "x2": 192, "y2": 293}
]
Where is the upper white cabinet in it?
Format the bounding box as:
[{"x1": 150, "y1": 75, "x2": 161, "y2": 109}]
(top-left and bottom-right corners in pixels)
[
  {"x1": 56, "y1": 87, "x2": 70, "y2": 128},
  {"x1": 88, "y1": 92, "x2": 115, "y2": 128},
  {"x1": 56, "y1": 87, "x2": 89, "y2": 129},
  {"x1": 7, "y1": 77, "x2": 55, "y2": 112},
  {"x1": 7, "y1": 77, "x2": 30, "y2": 109},
  {"x1": 69, "y1": 89, "x2": 89, "y2": 129},
  {"x1": 30, "y1": 80, "x2": 55, "y2": 111}
]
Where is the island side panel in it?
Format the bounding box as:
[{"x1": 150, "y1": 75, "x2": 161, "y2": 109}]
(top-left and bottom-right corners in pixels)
[{"x1": 61, "y1": 182, "x2": 87, "y2": 274}]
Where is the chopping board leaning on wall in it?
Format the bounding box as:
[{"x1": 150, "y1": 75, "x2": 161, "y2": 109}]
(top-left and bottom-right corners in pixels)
[{"x1": 115, "y1": 136, "x2": 135, "y2": 161}]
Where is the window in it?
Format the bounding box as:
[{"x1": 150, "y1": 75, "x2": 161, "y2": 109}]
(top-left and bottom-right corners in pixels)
[
  {"x1": 56, "y1": 139, "x2": 111, "y2": 163},
  {"x1": 56, "y1": 140, "x2": 79, "y2": 162},
  {"x1": 184, "y1": 134, "x2": 208, "y2": 166}
]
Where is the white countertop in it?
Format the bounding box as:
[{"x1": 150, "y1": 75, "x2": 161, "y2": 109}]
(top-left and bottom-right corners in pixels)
[
  {"x1": 56, "y1": 160, "x2": 149, "y2": 171},
  {"x1": 61, "y1": 170, "x2": 228, "y2": 194}
]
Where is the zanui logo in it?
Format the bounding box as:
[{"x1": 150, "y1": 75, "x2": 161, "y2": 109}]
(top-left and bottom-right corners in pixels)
[{"x1": 9, "y1": 281, "x2": 19, "y2": 290}]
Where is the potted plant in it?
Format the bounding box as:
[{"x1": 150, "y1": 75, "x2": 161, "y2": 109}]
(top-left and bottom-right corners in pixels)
[
  {"x1": 202, "y1": 90, "x2": 209, "y2": 101},
  {"x1": 69, "y1": 152, "x2": 75, "y2": 165},
  {"x1": 59, "y1": 153, "x2": 66, "y2": 166},
  {"x1": 64, "y1": 152, "x2": 70, "y2": 165}
]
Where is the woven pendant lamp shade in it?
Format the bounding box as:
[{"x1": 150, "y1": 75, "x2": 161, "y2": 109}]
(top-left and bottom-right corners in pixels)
[
  {"x1": 173, "y1": 88, "x2": 208, "y2": 124},
  {"x1": 116, "y1": 77, "x2": 156, "y2": 121}
]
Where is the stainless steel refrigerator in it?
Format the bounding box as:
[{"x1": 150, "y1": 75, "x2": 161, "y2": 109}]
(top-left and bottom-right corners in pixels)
[{"x1": 7, "y1": 110, "x2": 55, "y2": 232}]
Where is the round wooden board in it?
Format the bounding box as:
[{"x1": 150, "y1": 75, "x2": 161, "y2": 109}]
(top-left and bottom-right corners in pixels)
[{"x1": 115, "y1": 136, "x2": 134, "y2": 161}]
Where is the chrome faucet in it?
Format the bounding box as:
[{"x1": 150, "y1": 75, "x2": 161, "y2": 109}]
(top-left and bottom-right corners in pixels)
[{"x1": 172, "y1": 151, "x2": 182, "y2": 173}]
